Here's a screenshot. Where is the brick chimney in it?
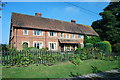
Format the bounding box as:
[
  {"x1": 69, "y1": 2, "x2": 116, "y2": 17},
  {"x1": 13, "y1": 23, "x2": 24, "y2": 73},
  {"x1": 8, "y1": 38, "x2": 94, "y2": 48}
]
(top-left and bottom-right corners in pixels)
[
  {"x1": 71, "y1": 19, "x2": 76, "y2": 23},
  {"x1": 35, "y1": 13, "x2": 42, "y2": 17}
]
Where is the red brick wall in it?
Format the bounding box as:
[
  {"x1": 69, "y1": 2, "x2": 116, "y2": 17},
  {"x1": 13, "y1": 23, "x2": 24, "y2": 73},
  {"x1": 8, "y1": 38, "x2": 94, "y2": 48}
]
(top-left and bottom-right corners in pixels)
[{"x1": 10, "y1": 28, "x2": 84, "y2": 50}]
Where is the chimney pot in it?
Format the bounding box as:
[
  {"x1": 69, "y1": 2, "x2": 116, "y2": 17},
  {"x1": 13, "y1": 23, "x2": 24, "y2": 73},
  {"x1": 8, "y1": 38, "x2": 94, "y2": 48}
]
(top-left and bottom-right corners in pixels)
[
  {"x1": 71, "y1": 19, "x2": 76, "y2": 23},
  {"x1": 35, "y1": 13, "x2": 42, "y2": 17}
]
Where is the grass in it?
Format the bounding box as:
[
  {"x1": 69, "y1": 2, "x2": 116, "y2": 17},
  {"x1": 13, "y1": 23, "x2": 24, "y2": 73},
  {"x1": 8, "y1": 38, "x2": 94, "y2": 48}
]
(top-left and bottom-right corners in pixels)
[{"x1": 2, "y1": 59, "x2": 119, "y2": 78}]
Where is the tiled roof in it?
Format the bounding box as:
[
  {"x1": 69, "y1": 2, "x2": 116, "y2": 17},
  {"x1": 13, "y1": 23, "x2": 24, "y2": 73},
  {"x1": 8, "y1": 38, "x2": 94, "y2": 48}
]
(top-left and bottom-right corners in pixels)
[{"x1": 11, "y1": 12, "x2": 99, "y2": 36}]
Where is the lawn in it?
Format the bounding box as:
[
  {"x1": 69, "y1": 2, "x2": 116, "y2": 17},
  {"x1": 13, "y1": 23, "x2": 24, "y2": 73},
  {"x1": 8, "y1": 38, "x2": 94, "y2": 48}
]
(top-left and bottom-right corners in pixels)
[{"x1": 2, "y1": 59, "x2": 119, "y2": 78}]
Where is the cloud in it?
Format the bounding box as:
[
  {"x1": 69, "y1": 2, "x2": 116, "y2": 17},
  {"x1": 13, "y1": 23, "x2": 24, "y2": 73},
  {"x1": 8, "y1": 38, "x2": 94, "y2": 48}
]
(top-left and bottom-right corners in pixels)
[{"x1": 65, "y1": 6, "x2": 79, "y2": 13}]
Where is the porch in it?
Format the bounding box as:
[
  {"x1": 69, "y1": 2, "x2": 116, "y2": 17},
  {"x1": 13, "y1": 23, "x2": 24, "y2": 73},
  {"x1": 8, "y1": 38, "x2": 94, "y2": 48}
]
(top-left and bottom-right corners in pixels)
[{"x1": 59, "y1": 39, "x2": 84, "y2": 52}]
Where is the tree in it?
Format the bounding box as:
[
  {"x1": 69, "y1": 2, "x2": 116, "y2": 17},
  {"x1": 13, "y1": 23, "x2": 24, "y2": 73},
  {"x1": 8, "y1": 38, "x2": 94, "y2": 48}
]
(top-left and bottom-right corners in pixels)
[
  {"x1": 91, "y1": 2, "x2": 120, "y2": 45},
  {"x1": 0, "y1": 0, "x2": 7, "y2": 18}
]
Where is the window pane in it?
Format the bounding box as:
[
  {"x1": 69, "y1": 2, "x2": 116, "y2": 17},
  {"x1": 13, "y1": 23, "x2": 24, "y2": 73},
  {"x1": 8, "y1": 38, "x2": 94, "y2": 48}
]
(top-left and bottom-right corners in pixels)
[
  {"x1": 39, "y1": 30, "x2": 42, "y2": 35},
  {"x1": 78, "y1": 34, "x2": 81, "y2": 38},
  {"x1": 37, "y1": 43, "x2": 39, "y2": 49},
  {"x1": 39, "y1": 43, "x2": 42, "y2": 49},
  {"x1": 34, "y1": 30, "x2": 36, "y2": 35},
  {"x1": 34, "y1": 43, "x2": 36, "y2": 47},
  {"x1": 24, "y1": 29, "x2": 27, "y2": 34},
  {"x1": 37, "y1": 31, "x2": 39, "y2": 35},
  {"x1": 52, "y1": 43, "x2": 54, "y2": 49}
]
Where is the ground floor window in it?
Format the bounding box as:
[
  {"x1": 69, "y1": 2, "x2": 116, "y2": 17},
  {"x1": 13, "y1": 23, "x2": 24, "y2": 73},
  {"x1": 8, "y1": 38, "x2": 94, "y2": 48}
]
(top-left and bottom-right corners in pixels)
[
  {"x1": 34, "y1": 42, "x2": 43, "y2": 49},
  {"x1": 49, "y1": 43, "x2": 57, "y2": 50},
  {"x1": 22, "y1": 42, "x2": 29, "y2": 49}
]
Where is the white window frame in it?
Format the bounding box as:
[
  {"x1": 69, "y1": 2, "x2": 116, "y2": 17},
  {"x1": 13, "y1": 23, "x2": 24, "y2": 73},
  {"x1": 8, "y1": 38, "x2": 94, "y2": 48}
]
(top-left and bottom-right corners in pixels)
[
  {"x1": 48, "y1": 42, "x2": 57, "y2": 50},
  {"x1": 22, "y1": 41, "x2": 30, "y2": 47},
  {"x1": 48, "y1": 31, "x2": 57, "y2": 36},
  {"x1": 72, "y1": 34, "x2": 75, "y2": 38},
  {"x1": 78, "y1": 34, "x2": 82, "y2": 38},
  {"x1": 33, "y1": 30, "x2": 43, "y2": 36},
  {"x1": 60, "y1": 32, "x2": 64, "y2": 38},
  {"x1": 33, "y1": 41, "x2": 43, "y2": 49},
  {"x1": 23, "y1": 29, "x2": 28, "y2": 35},
  {"x1": 66, "y1": 34, "x2": 70, "y2": 38}
]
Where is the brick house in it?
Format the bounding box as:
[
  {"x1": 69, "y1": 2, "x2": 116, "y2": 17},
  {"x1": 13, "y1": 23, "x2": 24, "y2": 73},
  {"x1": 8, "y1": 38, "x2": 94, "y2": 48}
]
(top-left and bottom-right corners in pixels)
[{"x1": 9, "y1": 12, "x2": 98, "y2": 51}]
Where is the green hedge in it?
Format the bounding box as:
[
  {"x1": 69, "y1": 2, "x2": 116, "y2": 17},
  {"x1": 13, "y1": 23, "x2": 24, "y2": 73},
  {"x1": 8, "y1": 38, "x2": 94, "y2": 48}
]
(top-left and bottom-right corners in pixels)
[
  {"x1": 95, "y1": 41, "x2": 112, "y2": 54},
  {"x1": 85, "y1": 43, "x2": 93, "y2": 48}
]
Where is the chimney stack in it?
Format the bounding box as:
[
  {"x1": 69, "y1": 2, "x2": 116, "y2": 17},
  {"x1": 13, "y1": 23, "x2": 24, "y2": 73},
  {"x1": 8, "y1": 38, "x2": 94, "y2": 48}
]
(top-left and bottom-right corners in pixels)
[
  {"x1": 35, "y1": 13, "x2": 42, "y2": 17},
  {"x1": 71, "y1": 19, "x2": 76, "y2": 23}
]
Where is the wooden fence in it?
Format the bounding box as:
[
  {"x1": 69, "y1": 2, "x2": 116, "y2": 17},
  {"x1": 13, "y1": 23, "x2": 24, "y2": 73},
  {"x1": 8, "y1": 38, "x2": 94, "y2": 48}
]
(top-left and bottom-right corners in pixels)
[
  {"x1": 1, "y1": 50, "x2": 119, "y2": 66},
  {"x1": 2, "y1": 50, "x2": 77, "y2": 66}
]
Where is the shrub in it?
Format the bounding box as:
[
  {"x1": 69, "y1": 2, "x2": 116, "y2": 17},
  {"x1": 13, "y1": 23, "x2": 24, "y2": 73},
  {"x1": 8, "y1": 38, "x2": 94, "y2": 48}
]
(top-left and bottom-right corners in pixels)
[
  {"x1": 69, "y1": 56, "x2": 82, "y2": 65},
  {"x1": 112, "y1": 43, "x2": 120, "y2": 52},
  {"x1": 75, "y1": 48, "x2": 82, "y2": 54},
  {"x1": 88, "y1": 36, "x2": 101, "y2": 44},
  {"x1": 84, "y1": 34, "x2": 101, "y2": 44},
  {"x1": 102, "y1": 41, "x2": 112, "y2": 53},
  {"x1": 85, "y1": 43, "x2": 93, "y2": 48},
  {"x1": 39, "y1": 47, "x2": 48, "y2": 51},
  {"x1": 95, "y1": 41, "x2": 112, "y2": 54},
  {"x1": 23, "y1": 47, "x2": 39, "y2": 51}
]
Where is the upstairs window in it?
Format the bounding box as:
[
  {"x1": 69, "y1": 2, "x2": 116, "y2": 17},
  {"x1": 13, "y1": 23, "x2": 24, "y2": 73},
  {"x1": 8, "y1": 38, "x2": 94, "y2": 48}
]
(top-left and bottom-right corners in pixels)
[
  {"x1": 34, "y1": 30, "x2": 42, "y2": 36},
  {"x1": 60, "y1": 32, "x2": 64, "y2": 38},
  {"x1": 72, "y1": 34, "x2": 75, "y2": 38},
  {"x1": 66, "y1": 34, "x2": 70, "y2": 38},
  {"x1": 23, "y1": 29, "x2": 28, "y2": 35},
  {"x1": 78, "y1": 34, "x2": 82, "y2": 38},
  {"x1": 49, "y1": 31, "x2": 57, "y2": 36}
]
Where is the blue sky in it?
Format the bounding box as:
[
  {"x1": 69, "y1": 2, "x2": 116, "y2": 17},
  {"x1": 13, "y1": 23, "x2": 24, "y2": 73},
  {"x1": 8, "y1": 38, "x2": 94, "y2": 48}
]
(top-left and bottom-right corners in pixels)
[{"x1": 1, "y1": 2, "x2": 109, "y2": 44}]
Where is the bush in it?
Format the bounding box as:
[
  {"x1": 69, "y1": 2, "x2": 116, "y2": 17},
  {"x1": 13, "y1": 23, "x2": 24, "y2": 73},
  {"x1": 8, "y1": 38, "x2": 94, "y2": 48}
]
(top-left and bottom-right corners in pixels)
[
  {"x1": 39, "y1": 47, "x2": 48, "y2": 51},
  {"x1": 69, "y1": 56, "x2": 82, "y2": 65},
  {"x1": 75, "y1": 48, "x2": 82, "y2": 54},
  {"x1": 95, "y1": 41, "x2": 112, "y2": 54},
  {"x1": 102, "y1": 41, "x2": 112, "y2": 53},
  {"x1": 84, "y1": 34, "x2": 101, "y2": 44},
  {"x1": 85, "y1": 43, "x2": 93, "y2": 48},
  {"x1": 112, "y1": 43, "x2": 120, "y2": 52},
  {"x1": 88, "y1": 36, "x2": 101, "y2": 44},
  {"x1": 23, "y1": 47, "x2": 39, "y2": 51}
]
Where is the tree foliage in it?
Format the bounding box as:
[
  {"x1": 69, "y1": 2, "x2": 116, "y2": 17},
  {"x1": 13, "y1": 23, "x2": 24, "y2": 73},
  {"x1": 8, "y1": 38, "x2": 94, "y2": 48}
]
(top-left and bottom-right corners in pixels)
[
  {"x1": 91, "y1": 2, "x2": 120, "y2": 44},
  {"x1": 84, "y1": 34, "x2": 101, "y2": 44}
]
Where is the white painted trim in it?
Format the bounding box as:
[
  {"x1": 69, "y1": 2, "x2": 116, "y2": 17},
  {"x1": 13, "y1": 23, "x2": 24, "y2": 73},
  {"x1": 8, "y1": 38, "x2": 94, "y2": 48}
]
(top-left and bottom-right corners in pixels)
[
  {"x1": 22, "y1": 41, "x2": 30, "y2": 47},
  {"x1": 60, "y1": 32, "x2": 64, "y2": 38},
  {"x1": 48, "y1": 31, "x2": 57, "y2": 37},
  {"x1": 48, "y1": 42, "x2": 58, "y2": 50},
  {"x1": 23, "y1": 29, "x2": 28, "y2": 35},
  {"x1": 33, "y1": 30, "x2": 43, "y2": 36},
  {"x1": 33, "y1": 41, "x2": 43, "y2": 49}
]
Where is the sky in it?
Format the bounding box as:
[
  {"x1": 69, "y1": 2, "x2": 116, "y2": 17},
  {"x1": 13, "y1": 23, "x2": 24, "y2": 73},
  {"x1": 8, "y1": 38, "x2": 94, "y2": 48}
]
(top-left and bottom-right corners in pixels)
[{"x1": 1, "y1": 2, "x2": 110, "y2": 44}]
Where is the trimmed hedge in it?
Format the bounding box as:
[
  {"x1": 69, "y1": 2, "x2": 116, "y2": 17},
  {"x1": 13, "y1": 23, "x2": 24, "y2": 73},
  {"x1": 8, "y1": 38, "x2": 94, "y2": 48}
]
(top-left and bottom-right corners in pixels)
[{"x1": 95, "y1": 41, "x2": 112, "y2": 54}]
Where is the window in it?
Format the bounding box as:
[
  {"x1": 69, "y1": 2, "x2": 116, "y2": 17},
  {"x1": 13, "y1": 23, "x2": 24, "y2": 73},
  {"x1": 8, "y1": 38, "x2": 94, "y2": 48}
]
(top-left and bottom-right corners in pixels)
[
  {"x1": 78, "y1": 34, "x2": 82, "y2": 38},
  {"x1": 60, "y1": 32, "x2": 64, "y2": 38},
  {"x1": 34, "y1": 42, "x2": 43, "y2": 49},
  {"x1": 23, "y1": 29, "x2": 28, "y2": 35},
  {"x1": 22, "y1": 42, "x2": 28, "y2": 48},
  {"x1": 72, "y1": 34, "x2": 75, "y2": 38},
  {"x1": 49, "y1": 43, "x2": 57, "y2": 50},
  {"x1": 49, "y1": 31, "x2": 57, "y2": 36},
  {"x1": 34, "y1": 30, "x2": 42, "y2": 35},
  {"x1": 66, "y1": 34, "x2": 70, "y2": 38}
]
